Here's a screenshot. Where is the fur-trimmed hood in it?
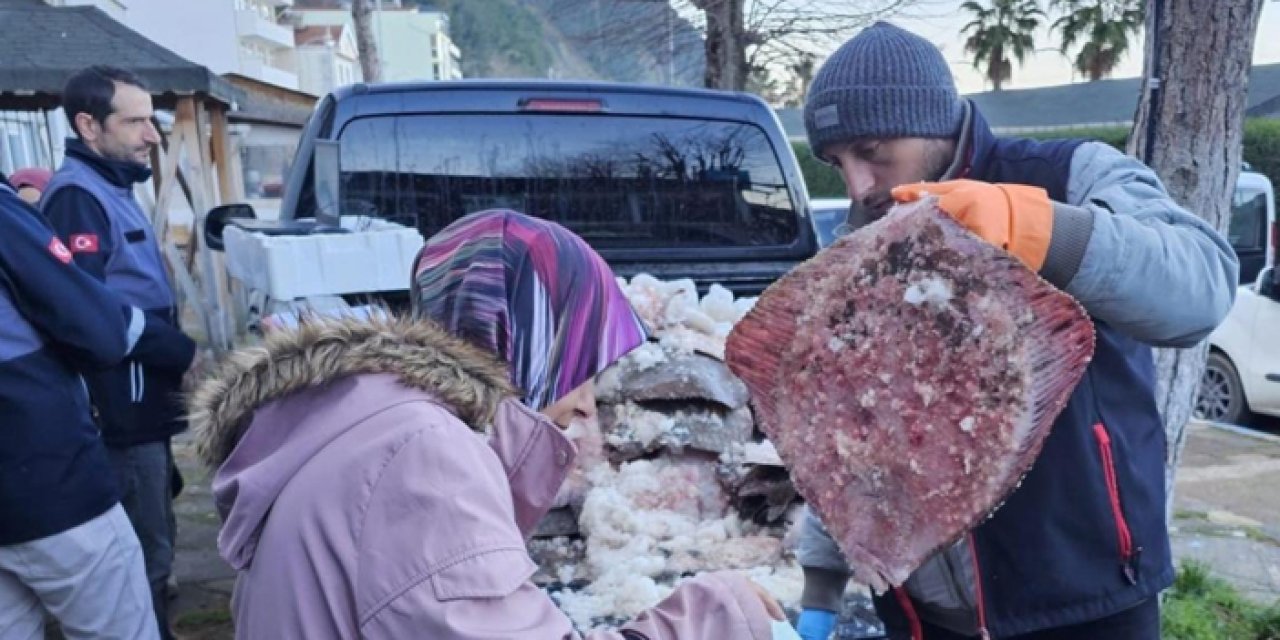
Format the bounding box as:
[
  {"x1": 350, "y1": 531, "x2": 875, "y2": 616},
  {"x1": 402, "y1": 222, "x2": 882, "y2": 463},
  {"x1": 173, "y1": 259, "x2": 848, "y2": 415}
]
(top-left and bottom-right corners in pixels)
[
  {"x1": 191, "y1": 316, "x2": 517, "y2": 469},
  {"x1": 188, "y1": 316, "x2": 545, "y2": 571}
]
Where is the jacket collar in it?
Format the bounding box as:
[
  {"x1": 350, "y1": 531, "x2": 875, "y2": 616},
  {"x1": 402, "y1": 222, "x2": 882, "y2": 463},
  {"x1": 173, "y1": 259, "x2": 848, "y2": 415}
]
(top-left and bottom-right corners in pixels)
[
  {"x1": 951, "y1": 100, "x2": 998, "y2": 182},
  {"x1": 64, "y1": 138, "x2": 152, "y2": 188}
]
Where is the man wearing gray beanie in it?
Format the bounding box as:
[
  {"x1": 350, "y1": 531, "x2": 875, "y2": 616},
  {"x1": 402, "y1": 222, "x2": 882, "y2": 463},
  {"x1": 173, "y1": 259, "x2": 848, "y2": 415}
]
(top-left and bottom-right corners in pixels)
[{"x1": 794, "y1": 21, "x2": 1238, "y2": 640}]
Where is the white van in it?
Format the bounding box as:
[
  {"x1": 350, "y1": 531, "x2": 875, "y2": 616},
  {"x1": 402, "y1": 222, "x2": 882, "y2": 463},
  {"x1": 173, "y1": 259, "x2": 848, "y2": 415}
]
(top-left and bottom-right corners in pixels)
[{"x1": 1196, "y1": 170, "x2": 1280, "y2": 424}]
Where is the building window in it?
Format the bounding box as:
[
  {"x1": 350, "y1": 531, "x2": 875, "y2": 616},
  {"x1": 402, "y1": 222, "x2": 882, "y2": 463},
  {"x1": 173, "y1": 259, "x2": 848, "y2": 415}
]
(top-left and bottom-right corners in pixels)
[
  {"x1": 0, "y1": 132, "x2": 11, "y2": 175},
  {"x1": 4, "y1": 131, "x2": 30, "y2": 174}
]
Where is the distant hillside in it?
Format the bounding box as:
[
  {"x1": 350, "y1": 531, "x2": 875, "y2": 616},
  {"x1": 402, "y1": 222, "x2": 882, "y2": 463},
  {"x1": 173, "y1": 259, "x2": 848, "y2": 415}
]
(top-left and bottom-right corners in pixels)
[
  {"x1": 414, "y1": 0, "x2": 559, "y2": 78},
  {"x1": 527, "y1": 0, "x2": 704, "y2": 86},
  {"x1": 416, "y1": 0, "x2": 703, "y2": 85}
]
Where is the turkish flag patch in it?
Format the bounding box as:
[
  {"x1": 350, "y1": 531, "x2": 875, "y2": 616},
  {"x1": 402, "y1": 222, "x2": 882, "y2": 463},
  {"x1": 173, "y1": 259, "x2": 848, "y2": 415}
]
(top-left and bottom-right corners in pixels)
[
  {"x1": 70, "y1": 234, "x2": 100, "y2": 254},
  {"x1": 48, "y1": 237, "x2": 73, "y2": 264}
]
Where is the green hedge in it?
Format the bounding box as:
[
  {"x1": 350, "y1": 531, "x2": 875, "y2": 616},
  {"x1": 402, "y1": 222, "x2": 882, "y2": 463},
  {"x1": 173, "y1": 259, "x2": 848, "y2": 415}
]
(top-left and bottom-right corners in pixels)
[
  {"x1": 1243, "y1": 119, "x2": 1280, "y2": 191},
  {"x1": 793, "y1": 118, "x2": 1280, "y2": 198},
  {"x1": 1023, "y1": 126, "x2": 1129, "y2": 150},
  {"x1": 791, "y1": 141, "x2": 846, "y2": 199}
]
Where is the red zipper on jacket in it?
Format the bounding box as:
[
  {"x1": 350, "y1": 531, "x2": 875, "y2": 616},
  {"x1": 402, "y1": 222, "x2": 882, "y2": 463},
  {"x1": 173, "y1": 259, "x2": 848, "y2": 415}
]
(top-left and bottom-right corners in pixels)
[
  {"x1": 893, "y1": 586, "x2": 924, "y2": 640},
  {"x1": 1093, "y1": 423, "x2": 1139, "y2": 584},
  {"x1": 896, "y1": 537, "x2": 990, "y2": 639},
  {"x1": 967, "y1": 533, "x2": 991, "y2": 640}
]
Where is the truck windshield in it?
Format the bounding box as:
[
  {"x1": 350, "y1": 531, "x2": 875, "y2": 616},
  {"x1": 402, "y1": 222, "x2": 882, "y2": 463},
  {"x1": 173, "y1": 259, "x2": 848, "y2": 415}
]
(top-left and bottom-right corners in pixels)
[{"x1": 334, "y1": 114, "x2": 799, "y2": 250}]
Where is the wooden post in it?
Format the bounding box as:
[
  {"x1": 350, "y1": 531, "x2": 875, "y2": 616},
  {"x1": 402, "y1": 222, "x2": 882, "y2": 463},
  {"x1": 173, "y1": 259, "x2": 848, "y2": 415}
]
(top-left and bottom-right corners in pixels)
[
  {"x1": 193, "y1": 99, "x2": 244, "y2": 351},
  {"x1": 151, "y1": 126, "x2": 184, "y2": 246},
  {"x1": 209, "y1": 104, "x2": 240, "y2": 205},
  {"x1": 191, "y1": 100, "x2": 219, "y2": 209},
  {"x1": 143, "y1": 107, "x2": 220, "y2": 351},
  {"x1": 171, "y1": 97, "x2": 232, "y2": 353},
  {"x1": 149, "y1": 144, "x2": 163, "y2": 202},
  {"x1": 226, "y1": 129, "x2": 246, "y2": 205},
  {"x1": 171, "y1": 100, "x2": 204, "y2": 210}
]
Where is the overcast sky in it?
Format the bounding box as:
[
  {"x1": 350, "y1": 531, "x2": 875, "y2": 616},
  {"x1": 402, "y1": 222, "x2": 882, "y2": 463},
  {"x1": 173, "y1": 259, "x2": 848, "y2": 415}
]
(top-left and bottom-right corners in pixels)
[{"x1": 873, "y1": 0, "x2": 1280, "y2": 94}]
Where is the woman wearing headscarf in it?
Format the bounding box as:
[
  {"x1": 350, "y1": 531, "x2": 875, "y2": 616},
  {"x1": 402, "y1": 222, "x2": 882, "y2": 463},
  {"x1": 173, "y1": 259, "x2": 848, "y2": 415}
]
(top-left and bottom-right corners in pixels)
[{"x1": 190, "y1": 210, "x2": 782, "y2": 639}]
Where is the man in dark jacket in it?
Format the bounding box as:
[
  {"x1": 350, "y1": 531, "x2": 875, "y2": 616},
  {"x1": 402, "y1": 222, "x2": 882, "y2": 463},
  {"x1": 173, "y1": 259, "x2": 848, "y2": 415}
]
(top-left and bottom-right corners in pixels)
[
  {"x1": 793, "y1": 23, "x2": 1238, "y2": 640},
  {"x1": 0, "y1": 180, "x2": 192, "y2": 638},
  {"x1": 42, "y1": 65, "x2": 195, "y2": 639}
]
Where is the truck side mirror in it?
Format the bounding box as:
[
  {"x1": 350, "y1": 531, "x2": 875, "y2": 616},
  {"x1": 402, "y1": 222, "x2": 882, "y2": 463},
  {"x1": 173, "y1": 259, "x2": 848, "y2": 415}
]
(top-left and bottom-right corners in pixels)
[{"x1": 204, "y1": 204, "x2": 257, "y2": 251}]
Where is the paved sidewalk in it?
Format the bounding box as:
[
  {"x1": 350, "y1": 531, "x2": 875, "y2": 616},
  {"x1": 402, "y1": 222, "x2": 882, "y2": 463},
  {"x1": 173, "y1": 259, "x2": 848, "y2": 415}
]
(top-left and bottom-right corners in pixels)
[{"x1": 1169, "y1": 421, "x2": 1280, "y2": 604}]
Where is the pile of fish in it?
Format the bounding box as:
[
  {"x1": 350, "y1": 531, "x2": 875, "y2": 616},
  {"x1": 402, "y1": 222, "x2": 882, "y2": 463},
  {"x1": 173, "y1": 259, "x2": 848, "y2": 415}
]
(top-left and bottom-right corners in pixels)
[
  {"x1": 529, "y1": 276, "x2": 810, "y2": 630},
  {"x1": 535, "y1": 275, "x2": 801, "y2": 538}
]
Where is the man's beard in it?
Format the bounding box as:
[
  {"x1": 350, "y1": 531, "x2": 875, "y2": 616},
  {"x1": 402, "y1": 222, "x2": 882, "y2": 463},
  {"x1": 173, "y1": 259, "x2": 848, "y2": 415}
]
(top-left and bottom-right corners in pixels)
[
  {"x1": 101, "y1": 140, "x2": 149, "y2": 165},
  {"x1": 852, "y1": 143, "x2": 957, "y2": 228}
]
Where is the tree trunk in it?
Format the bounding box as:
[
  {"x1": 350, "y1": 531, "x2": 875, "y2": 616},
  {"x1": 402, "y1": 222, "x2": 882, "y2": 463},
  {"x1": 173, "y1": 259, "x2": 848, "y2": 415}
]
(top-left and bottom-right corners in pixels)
[
  {"x1": 988, "y1": 44, "x2": 1005, "y2": 91},
  {"x1": 1125, "y1": 0, "x2": 1263, "y2": 521},
  {"x1": 352, "y1": 0, "x2": 382, "y2": 83},
  {"x1": 697, "y1": 0, "x2": 747, "y2": 90}
]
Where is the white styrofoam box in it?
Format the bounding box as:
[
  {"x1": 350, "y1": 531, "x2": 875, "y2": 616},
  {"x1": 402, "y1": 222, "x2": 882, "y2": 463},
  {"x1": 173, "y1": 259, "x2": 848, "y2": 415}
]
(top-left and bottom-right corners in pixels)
[{"x1": 223, "y1": 216, "x2": 424, "y2": 300}]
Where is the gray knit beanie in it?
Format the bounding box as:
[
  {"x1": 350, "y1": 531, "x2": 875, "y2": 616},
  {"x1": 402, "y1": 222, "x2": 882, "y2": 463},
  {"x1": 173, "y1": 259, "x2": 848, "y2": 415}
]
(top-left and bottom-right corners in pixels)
[{"x1": 804, "y1": 22, "x2": 964, "y2": 157}]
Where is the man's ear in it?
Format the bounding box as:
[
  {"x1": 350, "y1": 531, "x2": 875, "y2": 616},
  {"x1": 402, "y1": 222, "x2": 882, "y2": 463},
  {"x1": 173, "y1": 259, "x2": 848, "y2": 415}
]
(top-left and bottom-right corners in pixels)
[{"x1": 73, "y1": 112, "x2": 99, "y2": 142}]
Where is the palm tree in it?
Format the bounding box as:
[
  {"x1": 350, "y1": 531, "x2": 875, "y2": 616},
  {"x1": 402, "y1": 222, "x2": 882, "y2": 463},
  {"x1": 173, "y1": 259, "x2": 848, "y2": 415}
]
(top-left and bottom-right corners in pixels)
[
  {"x1": 961, "y1": 0, "x2": 1045, "y2": 91},
  {"x1": 1051, "y1": 0, "x2": 1144, "y2": 82}
]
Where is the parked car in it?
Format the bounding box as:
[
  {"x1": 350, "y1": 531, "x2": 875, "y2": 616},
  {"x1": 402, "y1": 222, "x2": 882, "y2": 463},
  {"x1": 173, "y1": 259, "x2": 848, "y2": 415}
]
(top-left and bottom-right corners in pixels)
[
  {"x1": 1197, "y1": 265, "x2": 1280, "y2": 424},
  {"x1": 1196, "y1": 170, "x2": 1280, "y2": 424},
  {"x1": 209, "y1": 80, "x2": 819, "y2": 298}
]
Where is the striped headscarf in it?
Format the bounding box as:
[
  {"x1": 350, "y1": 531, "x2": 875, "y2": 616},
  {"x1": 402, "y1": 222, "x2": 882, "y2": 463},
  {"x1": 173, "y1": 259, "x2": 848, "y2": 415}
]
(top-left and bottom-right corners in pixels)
[{"x1": 411, "y1": 210, "x2": 648, "y2": 411}]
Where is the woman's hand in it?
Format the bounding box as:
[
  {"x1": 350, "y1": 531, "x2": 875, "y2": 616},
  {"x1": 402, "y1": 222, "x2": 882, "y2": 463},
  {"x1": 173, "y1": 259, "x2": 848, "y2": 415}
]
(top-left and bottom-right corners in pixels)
[{"x1": 747, "y1": 579, "x2": 786, "y2": 621}]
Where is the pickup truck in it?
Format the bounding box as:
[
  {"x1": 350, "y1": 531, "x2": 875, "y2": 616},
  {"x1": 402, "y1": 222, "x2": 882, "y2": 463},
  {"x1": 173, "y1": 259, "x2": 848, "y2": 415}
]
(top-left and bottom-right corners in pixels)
[{"x1": 212, "y1": 80, "x2": 819, "y2": 299}]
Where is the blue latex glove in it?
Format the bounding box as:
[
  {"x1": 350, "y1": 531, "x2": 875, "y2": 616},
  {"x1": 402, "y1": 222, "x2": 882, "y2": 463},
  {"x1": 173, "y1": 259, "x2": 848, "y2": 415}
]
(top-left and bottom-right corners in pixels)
[{"x1": 796, "y1": 608, "x2": 838, "y2": 640}]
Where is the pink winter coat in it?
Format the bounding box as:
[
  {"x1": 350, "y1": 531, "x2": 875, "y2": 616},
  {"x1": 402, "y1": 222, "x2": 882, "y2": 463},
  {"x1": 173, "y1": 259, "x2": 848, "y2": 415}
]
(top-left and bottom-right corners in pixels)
[{"x1": 190, "y1": 318, "x2": 775, "y2": 639}]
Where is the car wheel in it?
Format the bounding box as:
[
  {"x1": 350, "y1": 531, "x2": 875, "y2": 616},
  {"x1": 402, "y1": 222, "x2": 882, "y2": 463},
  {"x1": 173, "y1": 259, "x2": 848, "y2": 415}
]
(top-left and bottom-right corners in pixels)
[{"x1": 1195, "y1": 352, "x2": 1249, "y2": 425}]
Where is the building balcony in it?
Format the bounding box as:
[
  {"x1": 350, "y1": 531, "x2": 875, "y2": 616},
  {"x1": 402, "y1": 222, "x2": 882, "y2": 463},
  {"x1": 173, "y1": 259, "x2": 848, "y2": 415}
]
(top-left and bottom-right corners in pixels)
[
  {"x1": 236, "y1": 9, "x2": 294, "y2": 50},
  {"x1": 240, "y1": 58, "x2": 300, "y2": 91}
]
